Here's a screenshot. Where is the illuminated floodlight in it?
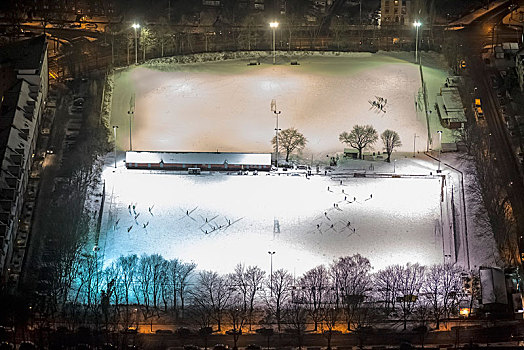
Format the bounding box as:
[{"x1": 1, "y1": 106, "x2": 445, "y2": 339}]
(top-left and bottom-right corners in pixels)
[
  {"x1": 132, "y1": 23, "x2": 140, "y2": 64},
  {"x1": 269, "y1": 22, "x2": 279, "y2": 64},
  {"x1": 413, "y1": 21, "x2": 422, "y2": 64}
]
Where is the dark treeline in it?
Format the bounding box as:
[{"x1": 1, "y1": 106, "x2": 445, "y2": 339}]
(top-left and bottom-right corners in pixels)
[{"x1": 28, "y1": 252, "x2": 472, "y2": 336}]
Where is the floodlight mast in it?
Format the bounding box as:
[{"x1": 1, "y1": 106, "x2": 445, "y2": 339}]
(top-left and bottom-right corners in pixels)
[{"x1": 269, "y1": 22, "x2": 279, "y2": 65}]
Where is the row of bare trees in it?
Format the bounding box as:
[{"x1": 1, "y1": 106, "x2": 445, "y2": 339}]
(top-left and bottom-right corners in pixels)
[
  {"x1": 269, "y1": 125, "x2": 402, "y2": 164},
  {"x1": 56, "y1": 253, "x2": 467, "y2": 334},
  {"x1": 339, "y1": 125, "x2": 401, "y2": 161}
]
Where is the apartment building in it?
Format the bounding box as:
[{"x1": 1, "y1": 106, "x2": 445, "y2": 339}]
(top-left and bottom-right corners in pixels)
[
  {"x1": 381, "y1": 0, "x2": 411, "y2": 25},
  {"x1": 516, "y1": 48, "x2": 524, "y2": 91},
  {"x1": 0, "y1": 35, "x2": 48, "y2": 283}
]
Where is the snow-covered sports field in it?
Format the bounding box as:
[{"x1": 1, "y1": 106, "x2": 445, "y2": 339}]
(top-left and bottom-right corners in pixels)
[
  {"x1": 110, "y1": 53, "x2": 447, "y2": 156},
  {"x1": 101, "y1": 53, "x2": 453, "y2": 273},
  {"x1": 99, "y1": 166, "x2": 444, "y2": 274}
]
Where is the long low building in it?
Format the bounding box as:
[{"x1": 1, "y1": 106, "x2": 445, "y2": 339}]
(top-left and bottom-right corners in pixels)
[{"x1": 125, "y1": 151, "x2": 272, "y2": 171}]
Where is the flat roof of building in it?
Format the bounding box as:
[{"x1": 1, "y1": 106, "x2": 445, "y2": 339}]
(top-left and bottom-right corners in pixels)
[
  {"x1": 126, "y1": 151, "x2": 272, "y2": 166},
  {"x1": 436, "y1": 95, "x2": 466, "y2": 122},
  {"x1": 0, "y1": 35, "x2": 46, "y2": 71}
]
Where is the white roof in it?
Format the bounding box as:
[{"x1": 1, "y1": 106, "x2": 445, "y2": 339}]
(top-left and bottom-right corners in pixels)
[{"x1": 126, "y1": 151, "x2": 272, "y2": 166}]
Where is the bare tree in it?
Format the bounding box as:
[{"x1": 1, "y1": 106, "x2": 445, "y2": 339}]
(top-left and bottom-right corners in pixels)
[
  {"x1": 422, "y1": 263, "x2": 464, "y2": 329},
  {"x1": 265, "y1": 269, "x2": 293, "y2": 333},
  {"x1": 373, "y1": 265, "x2": 402, "y2": 315},
  {"x1": 238, "y1": 15, "x2": 260, "y2": 50},
  {"x1": 231, "y1": 264, "x2": 265, "y2": 330},
  {"x1": 154, "y1": 17, "x2": 173, "y2": 57},
  {"x1": 284, "y1": 301, "x2": 307, "y2": 349},
  {"x1": 320, "y1": 287, "x2": 339, "y2": 350},
  {"x1": 330, "y1": 255, "x2": 372, "y2": 331},
  {"x1": 339, "y1": 125, "x2": 378, "y2": 159},
  {"x1": 149, "y1": 254, "x2": 166, "y2": 312},
  {"x1": 300, "y1": 265, "x2": 331, "y2": 331},
  {"x1": 168, "y1": 258, "x2": 182, "y2": 318},
  {"x1": 140, "y1": 27, "x2": 155, "y2": 61},
  {"x1": 245, "y1": 266, "x2": 265, "y2": 330},
  {"x1": 116, "y1": 254, "x2": 138, "y2": 327},
  {"x1": 191, "y1": 271, "x2": 232, "y2": 331},
  {"x1": 231, "y1": 263, "x2": 249, "y2": 313},
  {"x1": 227, "y1": 293, "x2": 247, "y2": 350},
  {"x1": 178, "y1": 261, "x2": 197, "y2": 319},
  {"x1": 397, "y1": 263, "x2": 426, "y2": 330},
  {"x1": 134, "y1": 255, "x2": 154, "y2": 322},
  {"x1": 272, "y1": 128, "x2": 308, "y2": 163},
  {"x1": 381, "y1": 129, "x2": 402, "y2": 163},
  {"x1": 102, "y1": 263, "x2": 120, "y2": 329}
]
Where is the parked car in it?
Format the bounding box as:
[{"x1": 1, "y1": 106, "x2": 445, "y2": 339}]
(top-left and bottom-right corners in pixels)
[
  {"x1": 183, "y1": 346, "x2": 200, "y2": 350},
  {"x1": 246, "y1": 345, "x2": 261, "y2": 350},
  {"x1": 213, "y1": 344, "x2": 229, "y2": 350},
  {"x1": 73, "y1": 98, "x2": 85, "y2": 107},
  {"x1": 155, "y1": 329, "x2": 173, "y2": 335}
]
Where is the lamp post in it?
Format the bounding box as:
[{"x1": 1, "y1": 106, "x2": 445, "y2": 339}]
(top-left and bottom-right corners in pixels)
[
  {"x1": 394, "y1": 159, "x2": 397, "y2": 173},
  {"x1": 274, "y1": 110, "x2": 281, "y2": 168},
  {"x1": 113, "y1": 125, "x2": 118, "y2": 168},
  {"x1": 268, "y1": 251, "x2": 276, "y2": 296},
  {"x1": 269, "y1": 21, "x2": 279, "y2": 64},
  {"x1": 413, "y1": 21, "x2": 422, "y2": 64},
  {"x1": 132, "y1": 23, "x2": 140, "y2": 64},
  {"x1": 437, "y1": 130, "x2": 442, "y2": 172},
  {"x1": 413, "y1": 133, "x2": 419, "y2": 158},
  {"x1": 128, "y1": 110, "x2": 133, "y2": 150}
]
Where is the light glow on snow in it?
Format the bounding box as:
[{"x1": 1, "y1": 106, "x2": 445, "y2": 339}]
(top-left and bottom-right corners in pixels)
[
  {"x1": 101, "y1": 54, "x2": 455, "y2": 275},
  {"x1": 99, "y1": 167, "x2": 443, "y2": 275},
  {"x1": 110, "y1": 55, "x2": 434, "y2": 155}
]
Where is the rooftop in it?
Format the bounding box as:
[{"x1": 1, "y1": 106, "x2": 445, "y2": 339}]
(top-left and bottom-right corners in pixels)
[
  {"x1": 126, "y1": 151, "x2": 272, "y2": 166},
  {"x1": 0, "y1": 35, "x2": 46, "y2": 71}
]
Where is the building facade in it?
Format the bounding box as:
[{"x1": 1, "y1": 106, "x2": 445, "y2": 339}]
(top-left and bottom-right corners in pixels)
[
  {"x1": 381, "y1": 0, "x2": 411, "y2": 25},
  {"x1": 0, "y1": 36, "x2": 48, "y2": 283},
  {"x1": 126, "y1": 151, "x2": 272, "y2": 171},
  {"x1": 516, "y1": 48, "x2": 524, "y2": 91}
]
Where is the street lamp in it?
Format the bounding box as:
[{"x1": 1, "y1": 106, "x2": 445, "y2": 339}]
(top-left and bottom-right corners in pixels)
[
  {"x1": 269, "y1": 21, "x2": 279, "y2": 65},
  {"x1": 268, "y1": 251, "x2": 276, "y2": 296},
  {"x1": 413, "y1": 133, "x2": 419, "y2": 158},
  {"x1": 394, "y1": 159, "x2": 397, "y2": 173},
  {"x1": 128, "y1": 110, "x2": 134, "y2": 150},
  {"x1": 132, "y1": 23, "x2": 140, "y2": 64},
  {"x1": 274, "y1": 110, "x2": 281, "y2": 168},
  {"x1": 437, "y1": 130, "x2": 442, "y2": 172},
  {"x1": 413, "y1": 21, "x2": 422, "y2": 64},
  {"x1": 113, "y1": 125, "x2": 118, "y2": 168}
]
